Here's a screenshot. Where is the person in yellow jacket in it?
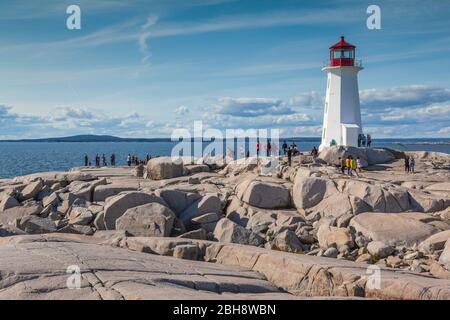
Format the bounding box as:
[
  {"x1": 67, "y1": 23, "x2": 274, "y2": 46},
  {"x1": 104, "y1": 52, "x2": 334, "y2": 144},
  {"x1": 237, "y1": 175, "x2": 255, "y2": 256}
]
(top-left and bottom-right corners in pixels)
[
  {"x1": 345, "y1": 156, "x2": 352, "y2": 176},
  {"x1": 351, "y1": 157, "x2": 358, "y2": 177}
]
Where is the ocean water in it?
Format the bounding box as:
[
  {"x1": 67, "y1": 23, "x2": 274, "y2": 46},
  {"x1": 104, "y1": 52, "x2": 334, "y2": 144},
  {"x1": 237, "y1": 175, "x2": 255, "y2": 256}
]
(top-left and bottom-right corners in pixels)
[{"x1": 0, "y1": 138, "x2": 448, "y2": 179}]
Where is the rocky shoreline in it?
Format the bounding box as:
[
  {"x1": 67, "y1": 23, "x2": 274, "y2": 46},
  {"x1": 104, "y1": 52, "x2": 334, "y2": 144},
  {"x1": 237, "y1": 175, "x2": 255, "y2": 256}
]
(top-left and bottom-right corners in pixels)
[{"x1": 1, "y1": 146, "x2": 450, "y2": 299}]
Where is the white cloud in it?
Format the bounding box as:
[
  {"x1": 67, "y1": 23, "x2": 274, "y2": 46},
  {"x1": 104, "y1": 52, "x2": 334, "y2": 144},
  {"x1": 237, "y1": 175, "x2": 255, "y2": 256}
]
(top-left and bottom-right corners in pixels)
[
  {"x1": 289, "y1": 91, "x2": 324, "y2": 108},
  {"x1": 216, "y1": 97, "x2": 294, "y2": 117},
  {"x1": 360, "y1": 85, "x2": 450, "y2": 109}
]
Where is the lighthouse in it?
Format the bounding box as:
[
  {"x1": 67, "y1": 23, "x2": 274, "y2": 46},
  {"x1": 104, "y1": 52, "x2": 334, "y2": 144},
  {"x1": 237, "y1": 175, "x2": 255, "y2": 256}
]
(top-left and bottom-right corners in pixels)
[{"x1": 319, "y1": 36, "x2": 363, "y2": 152}]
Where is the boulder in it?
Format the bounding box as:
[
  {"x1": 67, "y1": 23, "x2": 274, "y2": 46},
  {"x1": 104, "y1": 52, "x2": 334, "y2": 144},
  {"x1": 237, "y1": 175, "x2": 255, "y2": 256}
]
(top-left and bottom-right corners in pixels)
[
  {"x1": 367, "y1": 241, "x2": 394, "y2": 259},
  {"x1": 18, "y1": 180, "x2": 43, "y2": 202},
  {"x1": 349, "y1": 212, "x2": 438, "y2": 246},
  {"x1": 292, "y1": 175, "x2": 337, "y2": 209},
  {"x1": 237, "y1": 180, "x2": 291, "y2": 209},
  {"x1": 273, "y1": 230, "x2": 304, "y2": 253},
  {"x1": 418, "y1": 230, "x2": 450, "y2": 254},
  {"x1": 0, "y1": 195, "x2": 20, "y2": 211},
  {"x1": 42, "y1": 192, "x2": 60, "y2": 208},
  {"x1": 131, "y1": 164, "x2": 145, "y2": 178},
  {"x1": 155, "y1": 189, "x2": 201, "y2": 215},
  {"x1": 178, "y1": 194, "x2": 221, "y2": 225},
  {"x1": 318, "y1": 146, "x2": 394, "y2": 166},
  {"x1": 93, "y1": 185, "x2": 137, "y2": 202},
  {"x1": 191, "y1": 212, "x2": 220, "y2": 233},
  {"x1": 68, "y1": 207, "x2": 94, "y2": 225},
  {"x1": 146, "y1": 157, "x2": 184, "y2": 180},
  {"x1": 19, "y1": 216, "x2": 57, "y2": 234},
  {"x1": 172, "y1": 244, "x2": 200, "y2": 261},
  {"x1": 115, "y1": 202, "x2": 176, "y2": 237},
  {"x1": 57, "y1": 192, "x2": 77, "y2": 215},
  {"x1": 0, "y1": 204, "x2": 43, "y2": 226},
  {"x1": 317, "y1": 225, "x2": 354, "y2": 249},
  {"x1": 213, "y1": 218, "x2": 264, "y2": 246},
  {"x1": 103, "y1": 192, "x2": 167, "y2": 230}
]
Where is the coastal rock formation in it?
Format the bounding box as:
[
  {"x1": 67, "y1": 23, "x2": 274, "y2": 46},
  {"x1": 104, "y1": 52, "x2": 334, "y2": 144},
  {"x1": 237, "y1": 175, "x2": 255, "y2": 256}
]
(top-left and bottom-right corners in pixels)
[{"x1": 1, "y1": 149, "x2": 450, "y2": 299}]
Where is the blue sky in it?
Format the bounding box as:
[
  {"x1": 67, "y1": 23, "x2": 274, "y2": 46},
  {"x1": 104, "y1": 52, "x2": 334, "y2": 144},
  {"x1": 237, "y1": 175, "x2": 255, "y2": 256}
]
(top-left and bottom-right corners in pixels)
[{"x1": 0, "y1": 0, "x2": 449, "y2": 139}]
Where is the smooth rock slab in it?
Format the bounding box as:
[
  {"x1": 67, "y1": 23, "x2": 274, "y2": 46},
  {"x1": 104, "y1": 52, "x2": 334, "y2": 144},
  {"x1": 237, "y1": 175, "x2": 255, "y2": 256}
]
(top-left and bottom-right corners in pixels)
[
  {"x1": 0, "y1": 234, "x2": 293, "y2": 300},
  {"x1": 349, "y1": 212, "x2": 439, "y2": 246}
]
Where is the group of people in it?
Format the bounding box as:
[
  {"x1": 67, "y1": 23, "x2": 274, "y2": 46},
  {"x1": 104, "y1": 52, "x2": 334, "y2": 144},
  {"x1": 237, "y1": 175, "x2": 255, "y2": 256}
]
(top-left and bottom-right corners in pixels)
[
  {"x1": 404, "y1": 155, "x2": 416, "y2": 173},
  {"x1": 357, "y1": 134, "x2": 372, "y2": 148},
  {"x1": 126, "y1": 154, "x2": 152, "y2": 167},
  {"x1": 338, "y1": 155, "x2": 362, "y2": 177},
  {"x1": 256, "y1": 139, "x2": 273, "y2": 157},
  {"x1": 84, "y1": 154, "x2": 116, "y2": 167},
  {"x1": 83, "y1": 153, "x2": 153, "y2": 167}
]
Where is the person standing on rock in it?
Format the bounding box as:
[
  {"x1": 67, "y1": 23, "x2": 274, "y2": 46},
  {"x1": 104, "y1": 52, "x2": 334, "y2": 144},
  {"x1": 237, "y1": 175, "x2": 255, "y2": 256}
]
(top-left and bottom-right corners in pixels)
[
  {"x1": 110, "y1": 153, "x2": 116, "y2": 166},
  {"x1": 361, "y1": 134, "x2": 366, "y2": 147},
  {"x1": 256, "y1": 140, "x2": 261, "y2": 157},
  {"x1": 367, "y1": 134, "x2": 372, "y2": 147},
  {"x1": 266, "y1": 140, "x2": 271, "y2": 157},
  {"x1": 102, "y1": 154, "x2": 107, "y2": 166},
  {"x1": 356, "y1": 157, "x2": 363, "y2": 175},
  {"x1": 346, "y1": 156, "x2": 353, "y2": 176},
  {"x1": 409, "y1": 156, "x2": 415, "y2": 174},
  {"x1": 84, "y1": 154, "x2": 89, "y2": 167},
  {"x1": 339, "y1": 157, "x2": 346, "y2": 175},
  {"x1": 404, "y1": 155, "x2": 410, "y2": 173},
  {"x1": 282, "y1": 141, "x2": 288, "y2": 155},
  {"x1": 287, "y1": 146, "x2": 292, "y2": 166},
  {"x1": 351, "y1": 157, "x2": 358, "y2": 177},
  {"x1": 95, "y1": 154, "x2": 100, "y2": 167},
  {"x1": 127, "y1": 154, "x2": 131, "y2": 167}
]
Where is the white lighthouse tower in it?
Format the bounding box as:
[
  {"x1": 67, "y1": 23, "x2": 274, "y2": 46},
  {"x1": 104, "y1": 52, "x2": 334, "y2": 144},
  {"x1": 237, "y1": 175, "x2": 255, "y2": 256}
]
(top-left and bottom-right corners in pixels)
[{"x1": 319, "y1": 36, "x2": 363, "y2": 152}]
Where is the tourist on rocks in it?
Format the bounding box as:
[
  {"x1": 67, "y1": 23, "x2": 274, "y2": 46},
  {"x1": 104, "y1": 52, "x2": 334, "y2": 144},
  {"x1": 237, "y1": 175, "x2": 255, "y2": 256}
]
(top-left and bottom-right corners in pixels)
[
  {"x1": 351, "y1": 157, "x2": 358, "y2": 177},
  {"x1": 361, "y1": 134, "x2": 367, "y2": 147},
  {"x1": 84, "y1": 154, "x2": 89, "y2": 167},
  {"x1": 256, "y1": 140, "x2": 261, "y2": 157},
  {"x1": 110, "y1": 153, "x2": 116, "y2": 166},
  {"x1": 356, "y1": 157, "x2": 363, "y2": 174},
  {"x1": 409, "y1": 156, "x2": 415, "y2": 174},
  {"x1": 404, "y1": 156, "x2": 410, "y2": 173},
  {"x1": 287, "y1": 146, "x2": 292, "y2": 166},
  {"x1": 339, "y1": 157, "x2": 346, "y2": 175},
  {"x1": 266, "y1": 140, "x2": 271, "y2": 156},
  {"x1": 367, "y1": 134, "x2": 372, "y2": 147},
  {"x1": 127, "y1": 154, "x2": 131, "y2": 166},
  {"x1": 357, "y1": 134, "x2": 362, "y2": 147},
  {"x1": 102, "y1": 154, "x2": 107, "y2": 166},
  {"x1": 346, "y1": 156, "x2": 353, "y2": 176},
  {"x1": 282, "y1": 141, "x2": 288, "y2": 155},
  {"x1": 311, "y1": 146, "x2": 318, "y2": 158},
  {"x1": 95, "y1": 154, "x2": 100, "y2": 167}
]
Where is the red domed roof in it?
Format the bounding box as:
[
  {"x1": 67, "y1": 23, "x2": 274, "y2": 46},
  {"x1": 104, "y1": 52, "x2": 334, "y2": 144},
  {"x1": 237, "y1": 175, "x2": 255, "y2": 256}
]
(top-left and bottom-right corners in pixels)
[{"x1": 330, "y1": 36, "x2": 355, "y2": 49}]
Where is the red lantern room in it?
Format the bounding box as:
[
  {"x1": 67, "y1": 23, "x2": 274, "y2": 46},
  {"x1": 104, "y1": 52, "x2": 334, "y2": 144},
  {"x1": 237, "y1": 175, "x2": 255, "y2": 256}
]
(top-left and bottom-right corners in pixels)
[{"x1": 329, "y1": 36, "x2": 355, "y2": 67}]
